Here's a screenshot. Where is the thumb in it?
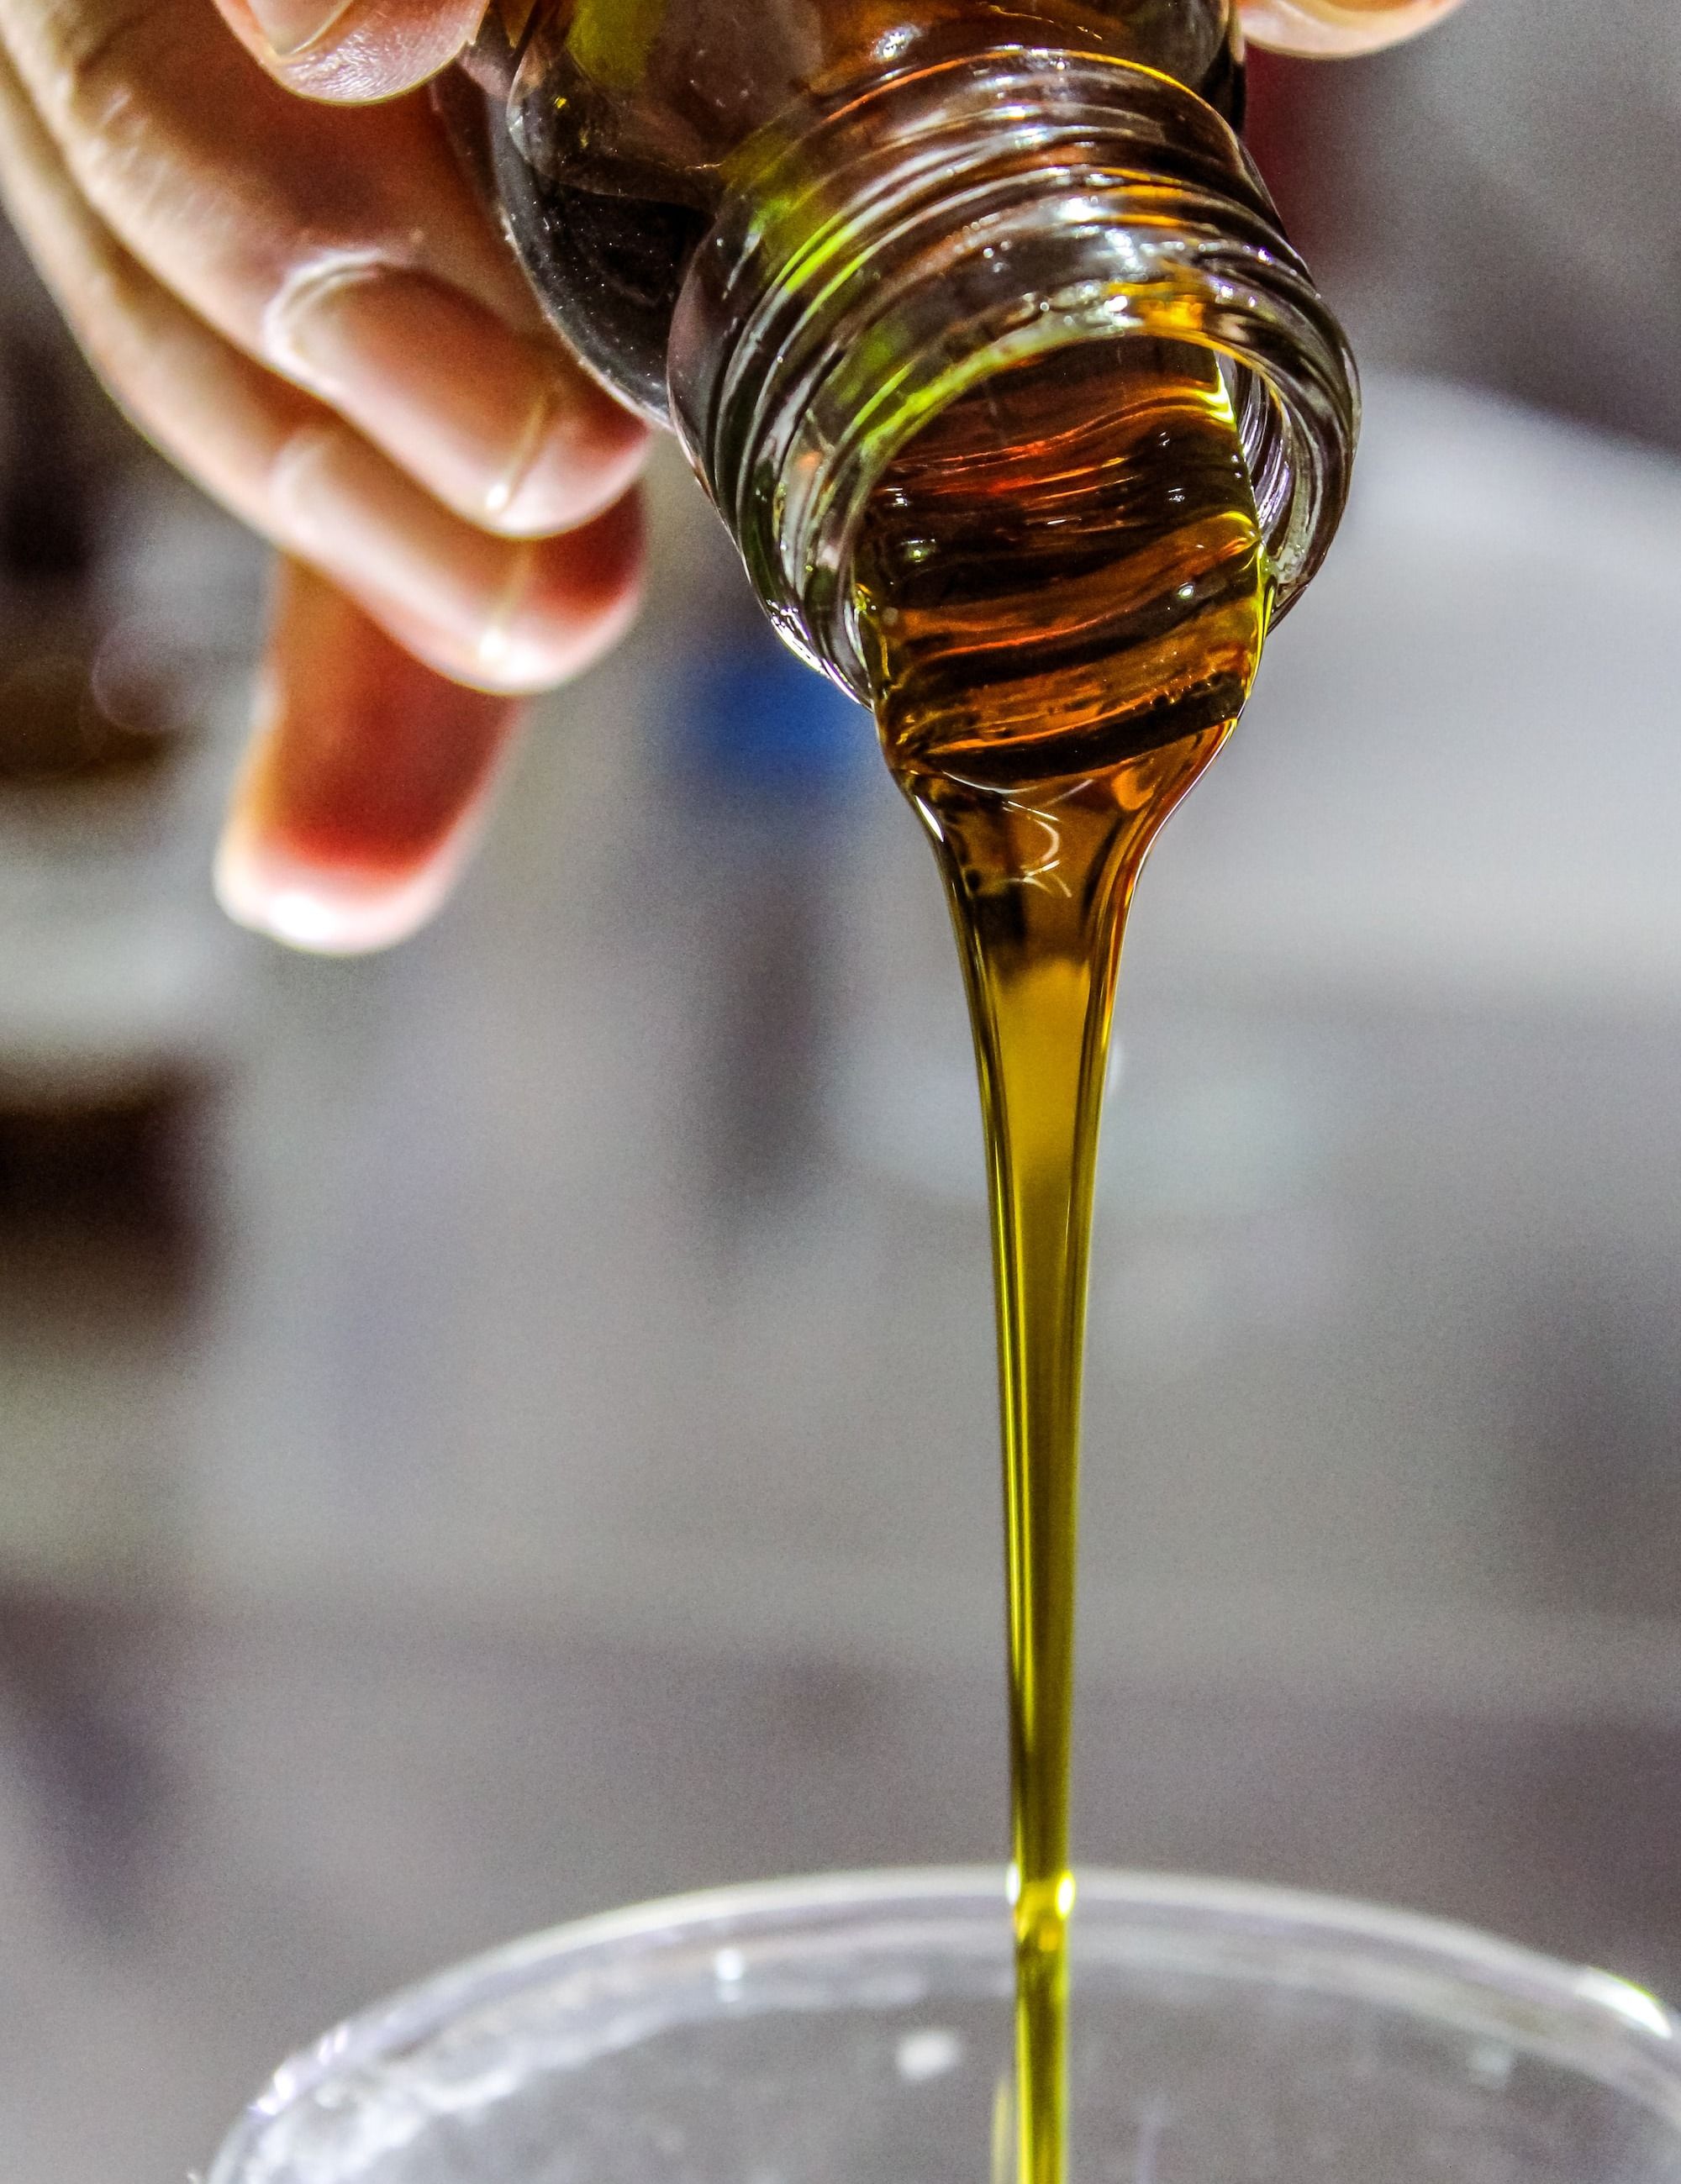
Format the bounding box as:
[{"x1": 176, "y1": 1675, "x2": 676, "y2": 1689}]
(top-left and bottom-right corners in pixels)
[
  {"x1": 214, "y1": 0, "x2": 494, "y2": 101},
  {"x1": 1241, "y1": 0, "x2": 1467, "y2": 58}
]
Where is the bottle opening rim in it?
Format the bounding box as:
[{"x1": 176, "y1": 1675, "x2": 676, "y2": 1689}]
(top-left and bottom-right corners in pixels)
[{"x1": 670, "y1": 45, "x2": 1358, "y2": 702}]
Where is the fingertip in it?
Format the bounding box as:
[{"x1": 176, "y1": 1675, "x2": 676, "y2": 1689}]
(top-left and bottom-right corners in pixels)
[
  {"x1": 215, "y1": 808, "x2": 463, "y2": 953},
  {"x1": 221, "y1": 559, "x2": 524, "y2": 953},
  {"x1": 1241, "y1": 0, "x2": 1467, "y2": 57},
  {"x1": 508, "y1": 487, "x2": 647, "y2": 682},
  {"x1": 271, "y1": 428, "x2": 646, "y2": 698},
  {"x1": 216, "y1": 0, "x2": 487, "y2": 100},
  {"x1": 488, "y1": 392, "x2": 653, "y2": 540},
  {"x1": 389, "y1": 487, "x2": 648, "y2": 695}
]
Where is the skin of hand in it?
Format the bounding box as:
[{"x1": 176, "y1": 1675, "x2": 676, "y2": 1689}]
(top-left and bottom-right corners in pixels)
[
  {"x1": 0, "y1": 0, "x2": 1461, "y2": 955},
  {"x1": 1241, "y1": 0, "x2": 1467, "y2": 59},
  {"x1": 0, "y1": 0, "x2": 649, "y2": 953}
]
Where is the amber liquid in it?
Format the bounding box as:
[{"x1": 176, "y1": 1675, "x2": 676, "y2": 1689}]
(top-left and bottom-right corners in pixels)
[{"x1": 856, "y1": 339, "x2": 1272, "y2": 2184}]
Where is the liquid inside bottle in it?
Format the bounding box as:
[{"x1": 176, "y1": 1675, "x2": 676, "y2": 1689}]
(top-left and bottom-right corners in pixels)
[{"x1": 855, "y1": 336, "x2": 1272, "y2": 2184}]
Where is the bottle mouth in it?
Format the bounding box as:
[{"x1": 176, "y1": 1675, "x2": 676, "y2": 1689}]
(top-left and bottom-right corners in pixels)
[{"x1": 668, "y1": 46, "x2": 1358, "y2": 703}]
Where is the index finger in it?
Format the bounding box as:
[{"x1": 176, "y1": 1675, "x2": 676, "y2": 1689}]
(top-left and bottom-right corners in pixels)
[{"x1": 213, "y1": 0, "x2": 488, "y2": 100}]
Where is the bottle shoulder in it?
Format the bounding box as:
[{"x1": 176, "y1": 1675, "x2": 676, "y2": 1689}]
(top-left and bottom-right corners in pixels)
[{"x1": 470, "y1": 1, "x2": 1244, "y2": 418}]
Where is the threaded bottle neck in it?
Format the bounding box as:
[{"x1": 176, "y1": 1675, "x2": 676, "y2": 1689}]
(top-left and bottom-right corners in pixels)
[{"x1": 668, "y1": 42, "x2": 1357, "y2": 703}]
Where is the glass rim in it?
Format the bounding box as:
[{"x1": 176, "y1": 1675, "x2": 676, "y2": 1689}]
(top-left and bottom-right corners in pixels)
[{"x1": 209, "y1": 1863, "x2": 1681, "y2": 2181}]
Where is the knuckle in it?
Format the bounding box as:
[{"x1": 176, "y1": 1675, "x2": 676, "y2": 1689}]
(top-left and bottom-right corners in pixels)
[{"x1": 37, "y1": 0, "x2": 162, "y2": 149}]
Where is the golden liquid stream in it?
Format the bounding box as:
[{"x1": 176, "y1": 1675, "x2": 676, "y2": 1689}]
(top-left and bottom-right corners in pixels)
[{"x1": 856, "y1": 339, "x2": 1273, "y2": 2184}]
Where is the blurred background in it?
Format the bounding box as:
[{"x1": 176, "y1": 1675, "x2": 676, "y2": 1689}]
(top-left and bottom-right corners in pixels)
[{"x1": 1, "y1": 1, "x2": 1679, "y2": 2175}]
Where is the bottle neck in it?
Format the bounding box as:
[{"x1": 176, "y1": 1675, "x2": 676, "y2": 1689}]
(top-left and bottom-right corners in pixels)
[{"x1": 668, "y1": 41, "x2": 1357, "y2": 703}]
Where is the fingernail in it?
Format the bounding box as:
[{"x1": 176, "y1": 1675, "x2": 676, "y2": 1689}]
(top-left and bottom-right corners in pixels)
[
  {"x1": 244, "y1": 0, "x2": 356, "y2": 60},
  {"x1": 269, "y1": 263, "x2": 648, "y2": 534},
  {"x1": 216, "y1": 817, "x2": 462, "y2": 954}
]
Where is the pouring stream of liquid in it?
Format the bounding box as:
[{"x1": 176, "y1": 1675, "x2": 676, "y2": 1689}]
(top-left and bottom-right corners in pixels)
[{"x1": 856, "y1": 337, "x2": 1273, "y2": 2184}]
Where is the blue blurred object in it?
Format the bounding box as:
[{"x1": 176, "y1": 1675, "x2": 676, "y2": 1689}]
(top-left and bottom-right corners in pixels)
[{"x1": 667, "y1": 613, "x2": 871, "y2": 806}]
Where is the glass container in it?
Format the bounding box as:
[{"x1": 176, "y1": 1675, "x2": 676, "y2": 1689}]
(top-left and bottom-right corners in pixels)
[{"x1": 208, "y1": 1868, "x2": 1681, "y2": 2183}]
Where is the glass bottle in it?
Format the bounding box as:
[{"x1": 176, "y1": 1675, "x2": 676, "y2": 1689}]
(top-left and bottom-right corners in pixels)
[{"x1": 445, "y1": 0, "x2": 1359, "y2": 694}]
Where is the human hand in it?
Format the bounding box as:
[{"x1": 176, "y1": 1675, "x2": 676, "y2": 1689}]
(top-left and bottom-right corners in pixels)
[
  {"x1": 0, "y1": 0, "x2": 649, "y2": 952},
  {"x1": 0, "y1": 0, "x2": 1463, "y2": 955}
]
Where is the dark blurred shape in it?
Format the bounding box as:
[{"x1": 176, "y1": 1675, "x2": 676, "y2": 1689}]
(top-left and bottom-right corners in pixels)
[
  {"x1": 0, "y1": 1589, "x2": 177, "y2": 1937},
  {"x1": 0, "y1": 273, "x2": 225, "y2": 1326},
  {"x1": 0, "y1": 327, "x2": 188, "y2": 792},
  {"x1": 0, "y1": 330, "x2": 98, "y2": 582},
  {"x1": 0, "y1": 1076, "x2": 202, "y2": 1245},
  {"x1": 1515, "y1": 1250, "x2": 1681, "y2": 1623},
  {"x1": 0, "y1": 1075, "x2": 211, "y2": 1310},
  {"x1": 0, "y1": 644, "x2": 181, "y2": 789}
]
